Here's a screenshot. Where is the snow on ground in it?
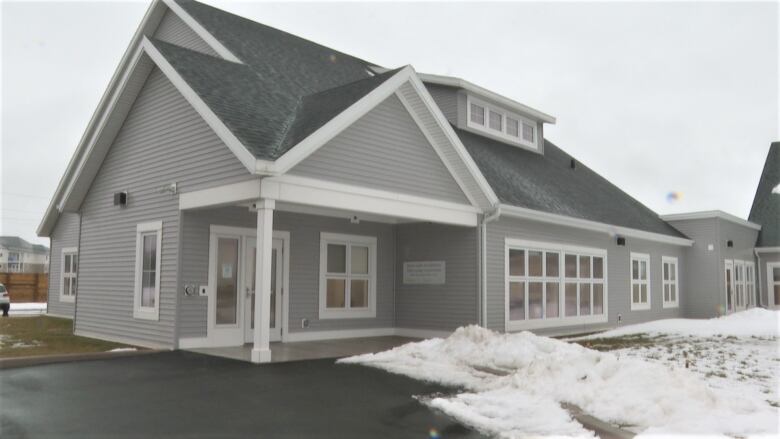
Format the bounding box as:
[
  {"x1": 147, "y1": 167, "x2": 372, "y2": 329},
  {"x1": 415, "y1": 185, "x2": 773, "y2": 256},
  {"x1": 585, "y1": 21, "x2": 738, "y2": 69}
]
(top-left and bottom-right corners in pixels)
[
  {"x1": 9, "y1": 302, "x2": 47, "y2": 316},
  {"x1": 107, "y1": 348, "x2": 137, "y2": 352},
  {"x1": 574, "y1": 308, "x2": 780, "y2": 410},
  {"x1": 340, "y1": 314, "x2": 779, "y2": 438}
]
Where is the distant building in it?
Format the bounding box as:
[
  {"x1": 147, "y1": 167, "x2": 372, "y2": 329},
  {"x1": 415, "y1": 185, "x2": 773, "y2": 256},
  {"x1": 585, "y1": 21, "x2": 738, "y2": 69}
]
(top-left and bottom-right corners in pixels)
[{"x1": 0, "y1": 237, "x2": 49, "y2": 273}]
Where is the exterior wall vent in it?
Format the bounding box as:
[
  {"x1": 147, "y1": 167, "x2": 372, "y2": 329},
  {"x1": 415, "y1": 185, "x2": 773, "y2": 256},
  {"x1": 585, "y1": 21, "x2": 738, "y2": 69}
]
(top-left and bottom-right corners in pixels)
[
  {"x1": 570, "y1": 159, "x2": 576, "y2": 169},
  {"x1": 726, "y1": 240, "x2": 733, "y2": 247},
  {"x1": 616, "y1": 236, "x2": 626, "y2": 246},
  {"x1": 113, "y1": 191, "x2": 128, "y2": 207}
]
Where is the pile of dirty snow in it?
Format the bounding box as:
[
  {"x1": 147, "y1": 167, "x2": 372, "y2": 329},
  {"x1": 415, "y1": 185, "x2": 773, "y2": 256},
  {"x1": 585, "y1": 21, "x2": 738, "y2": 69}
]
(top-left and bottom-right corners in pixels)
[
  {"x1": 577, "y1": 308, "x2": 779, "y2": 339},
  {"x1": 9, "y1": 302, "x2": 47, "y2": 316},
  {"x1": 340, "y1": 326, "x2": 778, "y2": 438}
]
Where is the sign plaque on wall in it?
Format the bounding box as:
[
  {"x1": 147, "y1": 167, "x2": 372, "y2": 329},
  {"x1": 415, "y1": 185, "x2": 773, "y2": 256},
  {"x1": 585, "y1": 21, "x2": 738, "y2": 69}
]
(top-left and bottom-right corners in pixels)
[{"x1": 403, "y1": 261, "x2": 446, "y2": 285}]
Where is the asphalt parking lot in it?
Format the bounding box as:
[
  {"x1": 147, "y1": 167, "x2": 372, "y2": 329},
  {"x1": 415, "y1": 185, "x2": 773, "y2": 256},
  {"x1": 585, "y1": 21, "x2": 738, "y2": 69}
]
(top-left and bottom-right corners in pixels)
[{"x1": 0, "y1": 351, "x2": 486, "y2": 438}]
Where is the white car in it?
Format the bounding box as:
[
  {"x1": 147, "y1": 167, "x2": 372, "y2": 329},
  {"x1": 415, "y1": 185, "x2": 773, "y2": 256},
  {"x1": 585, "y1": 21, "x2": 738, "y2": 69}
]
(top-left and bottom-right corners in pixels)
[{"x1": 0, "y1": 283, "x2": 9, "y2": 316}]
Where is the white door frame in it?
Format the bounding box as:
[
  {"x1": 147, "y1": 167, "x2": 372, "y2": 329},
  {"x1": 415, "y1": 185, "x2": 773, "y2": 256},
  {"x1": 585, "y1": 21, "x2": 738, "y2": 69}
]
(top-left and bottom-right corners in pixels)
[
  {"x1": 768, "y1": 262, "x2": 780, "y2": 309},
  {"x1": 734, "y1": 260, "x2": 746, "y2": 311},
  {"x1": 243, "y1": 232, "x2": 290, "y2": 343},
  {"x1": 724, "y1": 259, "x2": 734, "y2": 313},
  {"x1": 206, "y1": 225, "x2": 289, "y2": 347}
]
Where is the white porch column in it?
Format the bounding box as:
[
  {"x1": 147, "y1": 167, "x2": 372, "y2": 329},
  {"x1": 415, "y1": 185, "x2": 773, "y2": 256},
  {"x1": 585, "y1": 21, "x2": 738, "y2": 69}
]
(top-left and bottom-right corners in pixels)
[{"x1": 251, "y1": 198, "x2": 275, "y2": 363}]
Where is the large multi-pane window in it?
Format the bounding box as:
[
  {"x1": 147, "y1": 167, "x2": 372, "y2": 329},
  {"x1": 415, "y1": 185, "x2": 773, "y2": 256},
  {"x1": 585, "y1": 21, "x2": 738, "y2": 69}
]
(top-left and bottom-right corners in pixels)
[
  {"x1": 630, "y1": 253, "x2": 651, "y2": 310},
  {"x1": 134, "y1": 221, "x2": 162, "y2": 320},
  {"x1": 506, "y1": 239, "x2": 607, "y2": 330},
  {"x1": 319, "y1": 233, "x2": 376, "y2": 319},
  {"x1": 60, "y1": 247, "x2": 78, "y2": 303},
  {"x1": 662, "y1": 256, "x2": 679, "y2": 308},
  {"x1": 745, "y1": 262, "x2": 755, "y2": 307}
]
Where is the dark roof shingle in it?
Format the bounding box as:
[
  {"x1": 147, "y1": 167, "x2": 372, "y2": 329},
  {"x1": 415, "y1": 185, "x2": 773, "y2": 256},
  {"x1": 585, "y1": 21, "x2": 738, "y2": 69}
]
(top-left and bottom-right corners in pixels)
[
  {"x1": 749, "y1": 142, "x2": 780, "y2": 247},
  {"x1": 458, "y1": 129, "x2": 687, "y2": 238}
]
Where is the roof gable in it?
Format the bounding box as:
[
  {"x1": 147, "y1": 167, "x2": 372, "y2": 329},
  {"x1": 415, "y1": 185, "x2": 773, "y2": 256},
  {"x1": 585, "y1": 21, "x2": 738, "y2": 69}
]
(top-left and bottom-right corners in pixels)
[{"x1": 749, "y1": 142, "x2": 780, "y2": 247}]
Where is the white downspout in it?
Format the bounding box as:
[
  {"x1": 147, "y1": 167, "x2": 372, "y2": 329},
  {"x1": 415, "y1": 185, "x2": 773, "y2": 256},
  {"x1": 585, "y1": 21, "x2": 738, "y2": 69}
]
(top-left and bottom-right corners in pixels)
[{"x1": 480, "y1": 206, "x2": 501, "y2": 328}]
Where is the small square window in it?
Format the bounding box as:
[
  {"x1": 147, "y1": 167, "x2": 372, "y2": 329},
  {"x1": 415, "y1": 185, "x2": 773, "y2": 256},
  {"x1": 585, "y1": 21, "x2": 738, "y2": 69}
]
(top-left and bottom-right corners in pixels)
[
  {"x1": 470, "y1": 104, "x2": 485, "y2": 125},
  {"x1": 507, "y1": 118, "x2": 519, "y2": 137},
  {"x1": 489, "y1": 110, "x2": 503, "y2": 131},
  {"x1": 522, "y1": 122, "x2": 535, "y2": 143}
]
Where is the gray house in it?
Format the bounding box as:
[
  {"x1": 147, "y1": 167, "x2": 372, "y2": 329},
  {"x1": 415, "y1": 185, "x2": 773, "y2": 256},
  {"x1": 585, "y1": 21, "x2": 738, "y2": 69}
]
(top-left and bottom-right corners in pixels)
[{"x1": 38, "y1": 0, "x2": 772, "y2": 363}]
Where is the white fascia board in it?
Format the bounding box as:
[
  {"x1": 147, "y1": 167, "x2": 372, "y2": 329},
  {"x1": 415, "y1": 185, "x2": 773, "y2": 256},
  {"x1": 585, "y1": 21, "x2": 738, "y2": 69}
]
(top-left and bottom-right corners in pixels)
[
  {"x1": 269, "y1": 67, "x2": 415, "y2": 174},
  {"x1": 261, "y1": 175, "x2": 480, "y2": 227},
  {"x1": 661, "y1": 210, "x2": 761, "y2": 231},
  {"x1": 141, "y1": 37, "x2": 258, "y2": 173},
  {"x1": 37, "y1": 0, "x2": 168, "y2": 237},
  {"x1": 405, "y1": 70, "x2": 500, "y2": 207},
  {"x1": 500, "y1": 204, "x2": 694, "y2": 247},
  {"x1": 179, "y1": 179, "x2": 261, "y2": 210},
  {"x1": 755, "y1": 247, "x2": 780, "y2": 253},
  {"x1": 418, "y1": 72, "x2": 556, "y2": 124},
  {"x1": 161, "y1": 0, "x2": 242, "y2": 63}
]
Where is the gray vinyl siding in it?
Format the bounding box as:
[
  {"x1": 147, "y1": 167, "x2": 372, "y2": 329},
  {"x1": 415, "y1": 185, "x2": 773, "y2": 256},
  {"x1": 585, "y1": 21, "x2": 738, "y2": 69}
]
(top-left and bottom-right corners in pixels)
[
  {"x1": 75, "y1": 67, "x2": 254, "y2": 348},
  {"x1": 485, "y1": 216, "x2": 684, "y2": 336},
  {"x1": 47, "y1": 213, "x2": 80, "y2": 318},
  {"x1": 289, "y1": 94, "x2": 471, "y2": 205},
  {"x1": 666, "y1": 218, "x2": 723, "y2": 318},
  {"x1": 154, "y1": 9, "x2": 218, "y2": 57},
  {"x1": 395, "y1": 223, "x2": 478, "y2": 331},
  {"x1": 426, "y1": 84, "x2": 460, "y2": 125},
  {"x1": 178, "y1": 208, "x2": 396, "y2": 338},
  {"x1": 757, "y1": 251, "x2": 780, "y2": 307}
]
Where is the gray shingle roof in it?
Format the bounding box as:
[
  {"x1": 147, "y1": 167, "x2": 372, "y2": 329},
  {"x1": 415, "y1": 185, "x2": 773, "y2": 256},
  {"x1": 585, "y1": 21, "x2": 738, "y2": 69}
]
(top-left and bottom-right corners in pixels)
[
  {"x1": 749, "y1": 142, "x2": 780, "y2": 247},
  {"x1": 0, "y1": 236, "x2": 48, "y2": 253},
  {"x1": 457, "y1": 128, "x2": 688, "y2": 238}
]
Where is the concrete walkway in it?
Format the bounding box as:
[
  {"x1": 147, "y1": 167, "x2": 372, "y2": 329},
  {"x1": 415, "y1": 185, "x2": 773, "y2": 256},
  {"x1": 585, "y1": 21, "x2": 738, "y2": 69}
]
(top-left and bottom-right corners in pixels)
[{"x1": 189, "y1": 336, "x2": 414, "y2": 363}]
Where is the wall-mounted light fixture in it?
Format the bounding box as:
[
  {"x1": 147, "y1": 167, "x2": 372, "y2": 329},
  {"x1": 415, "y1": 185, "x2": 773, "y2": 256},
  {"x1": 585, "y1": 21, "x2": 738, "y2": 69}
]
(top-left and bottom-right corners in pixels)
[
  {"x1": 113, "y1": 191, "x2": 128, "y2": 207},
  {"x1": 616, "y1": 236, "x2": 626, "y2": 246},
  {"x1": 727, "y1": 240, "x2": 733, "y2": 248}
]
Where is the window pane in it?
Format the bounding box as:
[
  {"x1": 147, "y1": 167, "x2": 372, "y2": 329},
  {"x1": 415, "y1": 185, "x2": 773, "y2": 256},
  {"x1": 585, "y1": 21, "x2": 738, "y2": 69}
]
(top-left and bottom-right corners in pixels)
[
  {"x1": 351, "y1": 246, "x2": 369, "y2": 274},
  {"x1": 71, "y1": 278, "x2": 77, "y2": 297},
  {"x1": 565, "y1": 283, "x2": 578, "y2": 316},
  {"x1": 592, "y1": 257, "x2": 603, "y2": 279},
  {"x1": 640, "y1": 284, "x2": 648, "y2": 303},
  {"x1": 142, "y1": 272, "x2": 156, "y2": 307},
  {"x1": 670, "y1": 284, "x2": 676, "y2": 302},
  {"x1": 663, "y1": 263, "x2": 669, "y2": 281},
  {"x1": 579, "y1": 256, "x2": 591, "y2": 279},
  {"x1": 143, "y1": 234, "x2": 156, "y2": 270},
  {"x1": 350, "y1": 279, "x2": 368, "y2": 308},
  {"x1": 216, "y1": 237, "x2": 238, "y2": 324},
  {"x1": 546, "y1": 252, "x2": 559, "y2": 277},
  {"x1": 509, "y1": 250, "x2": 525, "y2": 276},
  {"x1": 528, "y1": 251, "x2": 543, "y2": 277},
  {"x1": 664, "y1": 284, "x2": 670, "y2": 302},
  {"x1": 774, "y1": 285, "x2": 780, "y2": 306},
  {"x1": 580, "y1": 283, "x2": 591, "y2": 315},
  {"x1": 640, "y1": 261, "x2": 647, "y2": 280},
  {"x1": 64, "y1": 255, "x2": 72, "y2": 273},
  {"x1": 546, "y1": 282, "x2": 559, "y2": 318},
  {"x1": 529, "y1": 282, "x2": 543, "y2": 319},
  {"x1": 470, "y1": 104, "x2": 485, "y2": 125},
  {"x1": 326, "y1": 279, "x2": 346, "y2": 308},
  {"x1": 489, "y1": 110, "x2": 502, "y2": 131},
  {"x1": 522, "y1": 122, "x2": 535, "y2": 142},
  {"x1": 72, "y1": 255, "x2": 78, "y2": 273},
  {"x1": 593, "y1": 284, "x2": 604, "y2": 314},
  {"x1": 565, "y1": 254, "x2": 577, "y2": 278},
  {"x1": 632, "y1": 260, "x2": 639, "y2": 280},
  {"x1": 327, "y1": 244, "x2": 346, "y2": 273},
  {"x1": 670, "y1": 264, "x2": 676, "y2": 281},
  {"x1": 632, "y1": 284, "x2": 640, "y2": 303},
  {"x1": 509, "y1": 282, "x2": 525, "y2": 321},
  {"x1": 64, "y1": 277, "x2": 71, "y2": 296},
  {"x1": 507, "y1": 118, "x2": 519, "y2": 136}
]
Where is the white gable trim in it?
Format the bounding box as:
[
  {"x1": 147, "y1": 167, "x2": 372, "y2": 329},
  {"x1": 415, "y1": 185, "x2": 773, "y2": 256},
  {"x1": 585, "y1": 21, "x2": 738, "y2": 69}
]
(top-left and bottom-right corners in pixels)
[
  {"x1": 141, "y1": 38, "x2": 257, "y2": 171},
  {"x1": 265, "y1": 66, "x2": 498, "y2": 209},
  {"x1": 161, "y1": 0, "x2": 242, "y2": 63},
  {"x1": 661, "y1": 210, "x2": 761, "y2": 231}
]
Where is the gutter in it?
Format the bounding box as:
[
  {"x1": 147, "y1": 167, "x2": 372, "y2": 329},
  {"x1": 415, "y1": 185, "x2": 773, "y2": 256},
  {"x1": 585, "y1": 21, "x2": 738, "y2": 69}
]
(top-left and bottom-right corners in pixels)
[{"x1": 480, "y1": 206, "x2": 502, "y2": 328}]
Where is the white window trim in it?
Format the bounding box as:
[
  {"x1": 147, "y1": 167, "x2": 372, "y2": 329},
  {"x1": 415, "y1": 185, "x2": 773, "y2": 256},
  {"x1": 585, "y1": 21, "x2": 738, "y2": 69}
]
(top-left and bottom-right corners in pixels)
[
  {"x1": 59, "y1": 247, "x2": 78, "y2": 303},
  {"x1": 661, "y1": 256, "x2": 679, "y2": 309},
  {"x1": 318, "y1": 232, "x2": 377, "y2": 320},
  {"x1": 630, "y1": 252, "x2": 651, "y2": 311},
  {"x1": 133, "y1": 221, "x2": 162, "y2": 321},
  {"x1": 504, "y1": 238, "x2": 608, "y2": 331},
  {"x1": 466, "y1": 95, "x2": 538, "y2": 150}
]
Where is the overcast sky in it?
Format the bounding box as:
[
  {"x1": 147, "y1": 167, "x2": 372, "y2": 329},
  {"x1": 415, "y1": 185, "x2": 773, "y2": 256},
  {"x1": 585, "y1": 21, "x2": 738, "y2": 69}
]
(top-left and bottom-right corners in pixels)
[{"x1": 1, "y1": 1, "x2": 777, "y2": 246}]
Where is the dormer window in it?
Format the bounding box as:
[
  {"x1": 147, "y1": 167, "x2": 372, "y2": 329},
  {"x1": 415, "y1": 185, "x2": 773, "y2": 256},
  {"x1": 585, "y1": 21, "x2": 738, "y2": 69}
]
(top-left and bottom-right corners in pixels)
[
  {"x1": 470, "y1": 103, "x2": 485, "y2": 125},
  {"x1": 466, "y1": 95, "x2": 538, "y2": 150}
]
